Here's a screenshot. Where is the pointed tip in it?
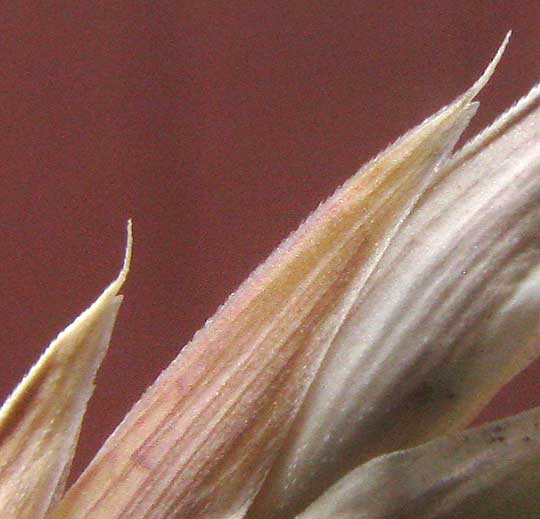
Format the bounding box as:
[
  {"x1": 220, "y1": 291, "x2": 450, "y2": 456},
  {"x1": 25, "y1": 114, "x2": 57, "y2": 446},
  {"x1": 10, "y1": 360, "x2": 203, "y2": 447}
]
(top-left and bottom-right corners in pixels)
[
  {"x1": 120, "y1": 219, "x2": 133, "y2": 285},
  {"x1": 102, "y1": 220, "x2": 133, "y2": 297},
  {"x1": 465, "y1": 30, "x2": 511, "y2": 101}
]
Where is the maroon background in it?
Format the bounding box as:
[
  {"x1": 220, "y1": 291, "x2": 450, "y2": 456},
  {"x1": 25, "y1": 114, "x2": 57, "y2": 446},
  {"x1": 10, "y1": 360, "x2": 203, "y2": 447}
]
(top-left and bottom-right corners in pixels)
[{"x1": 1, "y1": 2, "x2": 540, "y2": 481}]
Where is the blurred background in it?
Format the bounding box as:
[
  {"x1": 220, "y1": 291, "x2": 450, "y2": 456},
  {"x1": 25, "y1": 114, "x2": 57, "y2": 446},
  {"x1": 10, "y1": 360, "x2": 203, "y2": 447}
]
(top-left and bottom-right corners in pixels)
[{"x1": 1, "y1": 1, "x2": 540, "y2": 481}]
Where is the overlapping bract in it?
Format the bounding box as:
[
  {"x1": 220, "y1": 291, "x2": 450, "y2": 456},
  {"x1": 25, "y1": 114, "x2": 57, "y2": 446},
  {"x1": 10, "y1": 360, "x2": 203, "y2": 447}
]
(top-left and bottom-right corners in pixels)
[
  {"x1": 0, "y1": 222, "x2": 131, "y2": 519},
  {"x1": 1, "y1": 34, "x2": 540, "y2": 519}
]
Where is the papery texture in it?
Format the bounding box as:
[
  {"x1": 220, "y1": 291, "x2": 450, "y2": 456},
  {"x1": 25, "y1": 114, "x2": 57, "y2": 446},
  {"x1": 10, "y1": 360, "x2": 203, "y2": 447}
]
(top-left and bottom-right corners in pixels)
[
  {"x1": 250, "y1": 48, "x2": 540, "y2": 519},
  {"x1": 47, "y1": 44, "x2": 487, "y2": 519},
  {"x1": 0, "y1": 223, "x2": 131, "y2": 519},
  {"x1": 297, "y1": 404, "x2": 540, "y2": 519}
]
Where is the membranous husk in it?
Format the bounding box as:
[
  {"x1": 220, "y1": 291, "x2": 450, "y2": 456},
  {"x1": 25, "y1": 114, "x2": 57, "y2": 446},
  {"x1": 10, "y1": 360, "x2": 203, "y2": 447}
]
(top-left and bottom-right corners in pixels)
[
  {"x1": 297, "y1": 404, "x2": 540, "y2": 519},
  {"x1": 0, "y1": 224, "x2": 131, "y2": 519}
]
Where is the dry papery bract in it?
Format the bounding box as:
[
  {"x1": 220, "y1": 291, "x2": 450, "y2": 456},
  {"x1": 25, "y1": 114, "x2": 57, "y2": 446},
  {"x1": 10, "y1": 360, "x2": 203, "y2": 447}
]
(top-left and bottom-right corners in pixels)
[
  {"x1": 0, "y1": 222, "x2": 131, "y2": 519},
  {"x1": 1, "y1": 33, "x2": 540, "y2": 519}
]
